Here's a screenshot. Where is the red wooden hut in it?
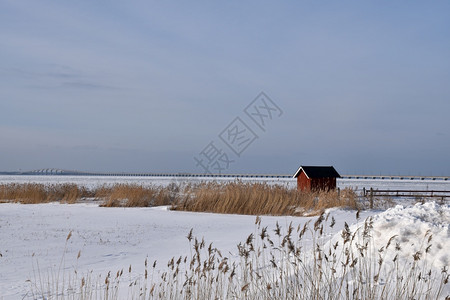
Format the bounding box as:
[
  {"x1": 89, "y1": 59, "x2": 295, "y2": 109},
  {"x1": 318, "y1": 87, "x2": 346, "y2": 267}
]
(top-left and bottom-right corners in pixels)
[{"x1": 293, "y1": 166, "x2": 340, "y2": 191}]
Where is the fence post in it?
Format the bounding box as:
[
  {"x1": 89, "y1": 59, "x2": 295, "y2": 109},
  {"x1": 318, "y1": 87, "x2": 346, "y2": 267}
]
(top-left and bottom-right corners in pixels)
[{"x1": 370, "y1": 188, "x2": 374, "y2": 209}]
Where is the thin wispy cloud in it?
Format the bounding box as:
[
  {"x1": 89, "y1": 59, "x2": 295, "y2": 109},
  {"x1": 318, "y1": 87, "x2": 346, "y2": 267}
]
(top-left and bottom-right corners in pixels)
[{"x1": 60, "y1": 81, "x2": 121, "y2": 91}]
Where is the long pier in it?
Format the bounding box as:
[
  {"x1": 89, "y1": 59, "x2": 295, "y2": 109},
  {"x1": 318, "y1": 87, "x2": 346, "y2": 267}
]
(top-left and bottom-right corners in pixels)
[
  {"x1": 0, "y1": 170, "x2": 448, "y2": 181},
  {"x1": 342, "y1": 175, "x2": 449, "y2": 181}
]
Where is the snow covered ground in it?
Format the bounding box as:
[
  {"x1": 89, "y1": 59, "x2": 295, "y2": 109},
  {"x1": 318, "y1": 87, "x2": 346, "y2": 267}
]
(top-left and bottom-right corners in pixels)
[
  {"x1": 0, "y1": 176, "x2": 449, "y2": 299},
  {"x1": 1, "y1": 203, "x2": 448, "y2": 299},
  {"x1": 0, "y1": 203, "x2": 371, "y2": 299},
  {"x1": 326, "y1": 202, "x2": 449, "y2": 273}
]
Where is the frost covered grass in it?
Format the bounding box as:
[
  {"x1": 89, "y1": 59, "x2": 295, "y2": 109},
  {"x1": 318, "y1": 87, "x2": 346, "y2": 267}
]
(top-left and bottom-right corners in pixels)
[{"x1": 26, "y1": 203, "x2": 449, "y2": 299}]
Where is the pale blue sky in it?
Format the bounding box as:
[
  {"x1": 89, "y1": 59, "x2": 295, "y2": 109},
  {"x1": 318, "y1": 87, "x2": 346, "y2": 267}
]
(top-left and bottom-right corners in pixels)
[{"x1": 1, "y1": 1, "x2": 449, "y2": 175}]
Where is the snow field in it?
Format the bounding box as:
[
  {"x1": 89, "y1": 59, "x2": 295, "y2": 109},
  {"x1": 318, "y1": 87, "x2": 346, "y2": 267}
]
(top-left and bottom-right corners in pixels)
[
  {"x1": 0, "y1": 202, "x2": 448, "y2": 299},
  {"x1": 0, "y1": 176, "x2": 449, "y2": 299}
]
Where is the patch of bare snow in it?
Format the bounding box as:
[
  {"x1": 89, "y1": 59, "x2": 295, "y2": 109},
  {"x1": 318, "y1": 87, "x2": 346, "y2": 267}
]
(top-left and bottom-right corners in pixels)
[{"x1": 369, "y1": 202, "x2": 449, "y2": 269}]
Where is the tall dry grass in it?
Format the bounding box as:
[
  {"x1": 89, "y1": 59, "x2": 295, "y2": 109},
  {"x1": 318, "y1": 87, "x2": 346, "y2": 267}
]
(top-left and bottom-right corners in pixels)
[
  {"x1": 173, "y1": 181, "x2": 358, "y2": 216},
  {"x1": 0, "y1": 181, "x2": 360, "y2": 215},
  {"x1": 0, "y1": 183, "x2": 92, "y2": 204},
  {"x1": 0, "y1": 183, "x2": 177, "y2": 207},
  {"x1": 98, "y1": 184, "x2": 177, "y2": 207}
]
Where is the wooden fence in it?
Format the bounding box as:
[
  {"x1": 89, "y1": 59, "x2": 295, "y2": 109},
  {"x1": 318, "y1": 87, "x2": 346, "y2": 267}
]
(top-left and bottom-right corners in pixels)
[{"x1": 361, "y1": 188, "x2": 450, "y2": 208}]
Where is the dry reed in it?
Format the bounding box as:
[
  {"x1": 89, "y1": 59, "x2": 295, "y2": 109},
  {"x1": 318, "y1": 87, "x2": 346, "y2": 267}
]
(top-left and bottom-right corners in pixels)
[
  {"x1": 173, "y1": 181, "x2": 358, "y2": 216},
  {"x1": 0, "y1": 181, "x2": 359, "y2": 215},
  {"x1": 0, "y1": 183, "x2": 178, "y2": 207},
  {"x1": 99, "y1": 184, "x2": 176, "y2": 207},
  {"x1": 0, "y1": 183, "x2": 91, "y2": 204}
]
